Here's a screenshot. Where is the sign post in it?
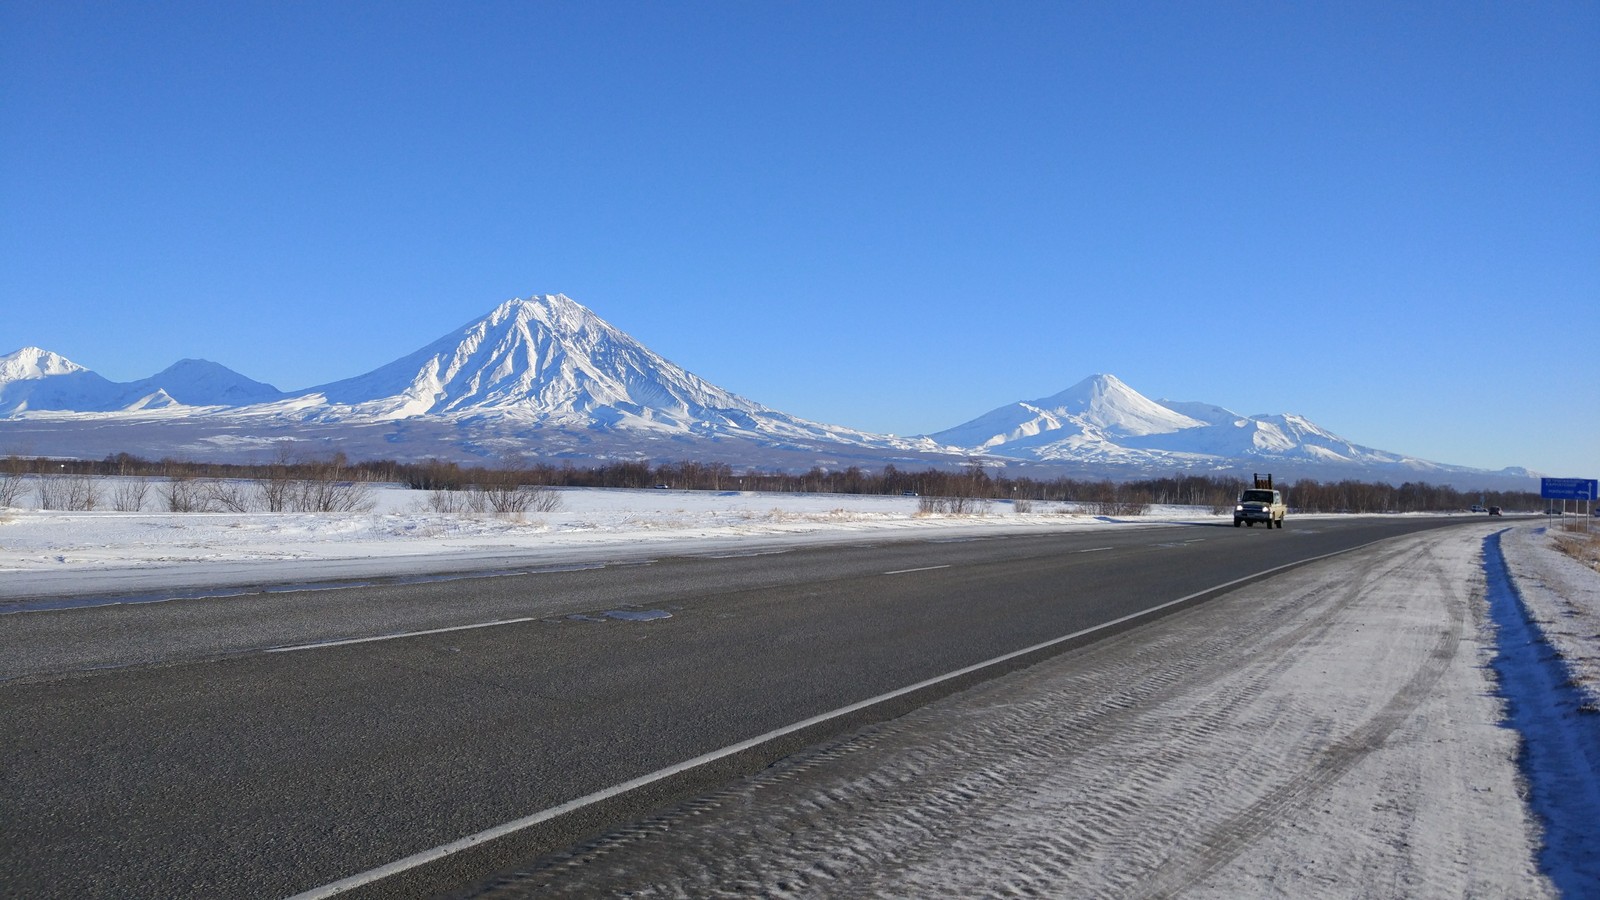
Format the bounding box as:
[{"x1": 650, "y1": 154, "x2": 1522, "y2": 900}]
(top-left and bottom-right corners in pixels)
[{"x1": 1541, "y1": 478, "x2": 1598, "y2": 532}]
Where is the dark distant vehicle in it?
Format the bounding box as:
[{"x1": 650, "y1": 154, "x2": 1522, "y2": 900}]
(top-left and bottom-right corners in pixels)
[{"x1": 1488, "y1": 506, "x2": 1502, "y2": 516}]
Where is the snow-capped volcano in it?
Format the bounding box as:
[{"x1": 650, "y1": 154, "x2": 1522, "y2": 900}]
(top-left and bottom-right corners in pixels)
[
  {"x1": 0, "y1": 347, "x2": 134, "y2": 414},
  {"x1": 132, "y1": 359, "x2": 287, "y2": 407},
  {"x1": 0, "y1": 347, "x2": 280, "y2": 415},
  {"x1": 1, "y1": 347, "x2": 88, "y2": 382},
  {"x1": 931, "y1": 374, "x2": 1205, "y2": 451},
  {"x1": 933, "y1": 375, "x2": 1531, "y2": 486},
  {"x1": 305, "y1": 295, "x2": 769, "y2": 426},
  {"x1": 0, "y1": 295, "x2": 1536, "y2": 488}
]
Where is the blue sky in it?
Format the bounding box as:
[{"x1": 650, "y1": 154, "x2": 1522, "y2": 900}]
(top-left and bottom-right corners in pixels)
[{"x1": 3, "y1": 1, "x2": 1596, "y2": 477}]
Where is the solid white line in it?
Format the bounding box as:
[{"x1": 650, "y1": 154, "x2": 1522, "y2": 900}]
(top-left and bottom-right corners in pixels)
[
  {"x1": 883, "y1": 564, "x2": 952, "y2": 575},
  {"x1": 284, "y1": 536, "x2": 1389, "y2": 900},
  {"x1": 265, "y1": 617, "x2": 539, "y2": 653},
  {"x1": 1076, "y1": 547, "x2": 1113, "y2": 553}
]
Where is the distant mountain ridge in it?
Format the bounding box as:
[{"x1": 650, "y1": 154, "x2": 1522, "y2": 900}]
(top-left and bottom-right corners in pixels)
[
  {"x1": 933, "y1": 374, "x2": 1499, "y2": 480},
  {"x1": 0, "y1": 294, "x2": 1535, "y2": 488}
]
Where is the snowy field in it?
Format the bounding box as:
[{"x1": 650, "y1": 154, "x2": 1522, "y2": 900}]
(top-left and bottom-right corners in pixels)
[
  {"x1": 3, "y1": 482, "x2": 1597, "y2": 895},
  {"x1": 1, "y1": 480, "x2": 1286, "y2": 605}
]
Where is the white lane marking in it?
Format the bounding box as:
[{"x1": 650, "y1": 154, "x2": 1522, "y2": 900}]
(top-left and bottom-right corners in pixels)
[
  {"x1": 883, "y1": 565, "x2": 952, "y2": 575},
  {"x1": 266, "y1": 617, "x2": 539, "y2": 653},
  {"x1": 1077, "y1": 547, "x2": 1113, "y2": 553},
  {"x1": 702, "y1": 549, "x2": 794, "y2": 559},
  {"x1": 285, "y1": 536, "x2": 1388, "y2": 900}
]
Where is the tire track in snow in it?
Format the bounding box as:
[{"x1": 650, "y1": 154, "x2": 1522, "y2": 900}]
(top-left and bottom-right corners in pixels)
[{"x1": 1131, "y1": 540, "x2": 1465, "y2": 898}]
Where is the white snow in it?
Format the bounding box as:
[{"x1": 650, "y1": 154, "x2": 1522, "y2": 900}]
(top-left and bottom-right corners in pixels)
[
  {"x1": 0, "y1": 346, "x2": 88, "y2": 381},
  {"x1": 1500, "y1": 524, "x2": 1600, "y2": 712},
  {"x1": 2, "y1": 485, "x2": 1593, "y2": 895},
  {"x1": 0, "y1": 482, "x2": 1220, "y2": 605}
]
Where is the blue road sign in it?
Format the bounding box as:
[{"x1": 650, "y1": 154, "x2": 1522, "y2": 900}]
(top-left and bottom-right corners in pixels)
[{"x1": 1540, "y1": 478, "x2": 1599, "y2": 500}]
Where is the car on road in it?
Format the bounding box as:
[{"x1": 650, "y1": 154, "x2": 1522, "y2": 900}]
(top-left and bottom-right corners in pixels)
[
  {"x1": 1470, "y1": 505, "x2": 1487, "y2": 513},
  {"x1": 1234, "y1": 488, "x2": 1286, "y2": 528},
  {"x1": 1488, "y1": 506, "x2": 1502, "y2": 516}
]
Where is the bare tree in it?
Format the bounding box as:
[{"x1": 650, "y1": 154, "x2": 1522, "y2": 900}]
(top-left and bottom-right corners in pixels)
[
  {"x1": 0, "y1": 472, "x2": 26, "y2": 508},
  {"x1": 109, "y1": 477, "x2": 151, "y2": 512},
  {"x1": 37, "y1": 474, "x2": 98, "y2": 511},
  {"x1": 205, "y1": 479, "x2": 261, "y2": 513},
  {"x1": 162, "y1": 476, "x2": 210, "y2": 512},
  {"x1": 291, "y1": 476, "x2": 376, "y2": 513}
]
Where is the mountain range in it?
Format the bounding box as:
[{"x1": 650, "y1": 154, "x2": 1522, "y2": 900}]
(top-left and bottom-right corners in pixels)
[{"x1": 0, "y1": 294, "x2": 1534, "y2": 488}]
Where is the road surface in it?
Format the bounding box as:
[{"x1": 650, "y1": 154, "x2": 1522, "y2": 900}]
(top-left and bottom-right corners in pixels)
[{"x1": 1, "y1": 516, "x2": 1498, "y2": 898}]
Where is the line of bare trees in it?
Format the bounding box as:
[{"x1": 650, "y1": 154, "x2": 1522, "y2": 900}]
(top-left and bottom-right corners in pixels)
[
  {"x1": 1, "y1": 454, "x2": 376, "y2": 513},
  {"x1": 0, "y1": 451, "x2": 1547, "y2": 515}
]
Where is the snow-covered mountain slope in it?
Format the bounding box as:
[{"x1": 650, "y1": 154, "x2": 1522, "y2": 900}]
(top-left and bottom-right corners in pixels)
[
  {"x1": 0, "y1": 348, "x2": 279, "y2": 415},
  {"x1": 305, "y1": 295, "x2": 771, "y2": 424},
  {"x1": 931, "y1": 375, "x2": 1205, "y2": 451},
  {"x1": 0, "y1": 347, "x2": 142, "y2": 414},
  {"x1": 132, "y1": 359, "x2": 287, "y2": 407},
  {"x1": 934, "y1": 375, "x2": 1533, "y2": 486},
  {"x1": 277, "y1": 295, "x2": 939, "y2": 451},
  {"x1": 0, "y1": 298, "x2": 1537, "y2": 488},
  {"x1": 0, "y1": 296, "x2": 949, "y2": 459},
  {"x1": 1, "y1": 347, "x2": 86, "y2": 382}
]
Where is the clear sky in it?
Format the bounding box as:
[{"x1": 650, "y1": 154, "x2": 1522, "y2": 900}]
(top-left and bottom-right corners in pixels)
[{"x1": 3, "y1": 2, "x2": 1596, "y2": 477}]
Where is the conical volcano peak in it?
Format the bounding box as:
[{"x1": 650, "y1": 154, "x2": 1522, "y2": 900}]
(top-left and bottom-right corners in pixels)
[
  {"x1": 486, "y1": 294, "x2": 592, "y2": 331},
  {"x1": 1033, "y1": 374, "x2": 1204, "y2": 437},
  {"x1": 929, "y1": 372, "x2": 1205, "y2": 450},
  {"x1": 309, "y1": 293, "x2": 767, "y2": 422},
  {"x1": 1, "y1": 347, "x2": 89, "y2": 383}
]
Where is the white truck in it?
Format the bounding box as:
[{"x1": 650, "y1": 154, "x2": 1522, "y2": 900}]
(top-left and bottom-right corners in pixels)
[{"x1": 1234, "y1": 474, "x2": 1286, "y2": 528}]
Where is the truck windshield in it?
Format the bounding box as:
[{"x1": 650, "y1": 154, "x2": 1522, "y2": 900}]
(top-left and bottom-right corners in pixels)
[{"x1": 1242, "y1": 490, "x2": 1275, "y2": 503}]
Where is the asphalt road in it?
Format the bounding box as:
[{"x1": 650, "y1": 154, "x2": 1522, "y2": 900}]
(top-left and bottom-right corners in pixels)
[{"x1": 0, "y1": 515, "x2": 1494, "y2": 899}]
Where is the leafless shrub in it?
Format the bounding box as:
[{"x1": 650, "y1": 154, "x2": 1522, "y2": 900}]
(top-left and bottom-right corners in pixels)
[
  {"x1": 917, "y1": 496, "x2": 991, "y2": 516},
  {"x1": 290, "y1": 478, "x2": 376, "y2": 513},
  {"x1": 205, "y1": 479, "x2": 262, "y2": 513},
  {"x1": 1092, "y1": 500, "x2": 1148, "y2": 516},
  {"x1": 0, "y1": 472, "x2": 25, "y2": 508},
  {"x1": 426, "y1": 484, "x2": 560, "y2": 516},
  {"x1": 480, "y1": 482, "x2": 532, "y2": 514},
  {"x1": 427, "y1": 489, "x2": 481, "y2": 514},
  {"x1": 109, "y1": 477, "x2": 151, "y2": 512},
  {"x1": 258, "y1": 471, "x2": 295, "y2": 512},
  {"x1": 1013, "y1": 497, "x2": 1034, "y2": 514},
  {"x1": 37, "y1": 474, "x2": 99, "y2": 511},
  {"x1": 483, "y1": 484, "x2": 564, "y2": 514},
  {"x1": 528, "y1": 486, "x2": 562, "y2": 513},
  {"x1": 162, "y1": 476, "x2": 212, "y2": 512}
]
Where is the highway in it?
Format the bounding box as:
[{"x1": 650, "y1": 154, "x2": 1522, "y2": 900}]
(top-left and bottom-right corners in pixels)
[{"x1": 0, "y1": 515, "x2": 1489, "y2": 899}]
